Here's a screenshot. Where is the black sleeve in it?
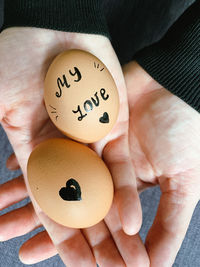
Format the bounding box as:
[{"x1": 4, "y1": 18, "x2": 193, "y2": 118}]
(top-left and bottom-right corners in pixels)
[
  {"x1": 2, "y1": 0, "x2": 109, "y2": 37},
  {"x1": 134, "y1": 0, "x2": 200, "y2": 112},
  {"x1": 0, "y1": 0, "x2": 3, "y2": 30}
]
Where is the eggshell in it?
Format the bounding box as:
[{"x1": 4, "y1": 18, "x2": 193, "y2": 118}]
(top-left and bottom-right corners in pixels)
[
  {"x1": 44, "y1": 49, "x2": 119, "y2": 143},
  {"x1": 27, "y1": 138, "x2": 114, "y2": 228}
]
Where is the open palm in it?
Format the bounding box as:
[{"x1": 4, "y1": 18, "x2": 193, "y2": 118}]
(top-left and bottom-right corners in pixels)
[
  {"x1": 124, "y1": 61, "x2": 200, "y2": 266},
  {"x1": 0, "y1": 28, "x2": 148, "y2": 266}
]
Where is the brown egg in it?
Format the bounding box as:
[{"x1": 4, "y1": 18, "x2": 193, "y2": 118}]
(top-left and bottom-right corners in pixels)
[
  {"x1": 44, "y1": 49, "x2": 119, "y2": 143},
  {"x1": 27, "y1": 138, "x2": 114, "y2": 228}
]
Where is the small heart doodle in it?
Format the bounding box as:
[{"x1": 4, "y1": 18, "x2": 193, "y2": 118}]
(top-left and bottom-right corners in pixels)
[
  {"x1": 99, "y1": 112, "x2": 109, "y2": 123},
  {"x1": 59, "y1": 178, "x2": 82, "y2": 201}
]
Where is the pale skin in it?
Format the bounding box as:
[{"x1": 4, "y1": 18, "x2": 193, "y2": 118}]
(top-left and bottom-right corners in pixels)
[
  {"x1": 124, "y1": 61, "x2": 200, "y2": 266},
  {"x1": 0, "y1": 27, "x2": 147, "y2": 267},
  {"x1": 1, "y1": 27, "x2": 200, "y2": 266}
]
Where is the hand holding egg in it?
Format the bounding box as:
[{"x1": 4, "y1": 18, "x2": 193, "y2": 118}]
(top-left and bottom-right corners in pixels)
[{"x1": 27, "y1": 50, "x2": 119, "y2": 228}]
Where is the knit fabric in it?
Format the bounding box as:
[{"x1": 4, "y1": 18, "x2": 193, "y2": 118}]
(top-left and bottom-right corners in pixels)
[
  {"x1": 135, "y1": 0, "x2": 200, "y2": 112},
  {"x1": 2, "y1": 0, "x2": 109, "y2": 37},
  {"x1": 1, "y1": 0, "x2": 200, "y2": 112},
  {"x1": 0, "y1": 0, "x2": 3, "y2": 29}
]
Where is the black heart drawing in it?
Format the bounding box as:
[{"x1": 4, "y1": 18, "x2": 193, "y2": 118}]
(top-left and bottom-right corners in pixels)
[
  {"x1": 99, "y1": 112, "x2": 109, "y2": 123},
  {"x1": 59, "y1": 178, "x2": 82, "y2": 201}
]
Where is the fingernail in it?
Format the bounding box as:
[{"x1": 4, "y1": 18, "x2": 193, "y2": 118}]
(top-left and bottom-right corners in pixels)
[
  {"x1": 0, "y1": 235, "x2": 5, "y2": 242},
  {"x1": 19, "y1": 254, "x2": 36, "y2": 265},
  {"x1": 6, "y1": 160, "x2": 15, "y2": 170},
  {"x1": 19, "y1": 253, "x2": 30, "y2": 264},
  {"x1": 19, "y1": 254, "x2": 25, "y2": 264}
]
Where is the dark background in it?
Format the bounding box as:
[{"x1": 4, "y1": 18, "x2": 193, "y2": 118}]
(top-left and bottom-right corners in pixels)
[
  {"x1": 0, "y1": 0, "x2": 195, "y2": 56},
  {"x1": 0, "y1": 0, "x2": 3, "y2": 30}
]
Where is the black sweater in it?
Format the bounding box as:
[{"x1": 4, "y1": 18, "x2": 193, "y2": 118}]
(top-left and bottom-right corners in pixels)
[{"x1": 0, "y1": 0, "x2": 199, "y2": 112}]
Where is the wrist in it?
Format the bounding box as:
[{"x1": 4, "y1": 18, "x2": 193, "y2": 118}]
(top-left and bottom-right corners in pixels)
[{"x1": 123, "y1": 61, "x2": 163, "y2": 105}]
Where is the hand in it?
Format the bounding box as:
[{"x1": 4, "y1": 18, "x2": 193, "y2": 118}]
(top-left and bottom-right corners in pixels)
[
  {"x1": 2, "y1": 159, "x2": 149, "y2": 266},
  {"x1": 123, "y1": 61, "x2": 200, "y2": 266},
  {"x1": 0, "y1": 28, "x2": 148, "y2": 266}
]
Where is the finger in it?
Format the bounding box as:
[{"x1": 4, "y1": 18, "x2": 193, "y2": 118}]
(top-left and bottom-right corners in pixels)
[
  {"x1": 103, "y1": 134, "x2": 142, "y2": 235},
  {"x1": 0, "y1": 175, "x2": 28, "y2": 210},
  {"x1": 19, "y1": 230, "x2": 57, "y2": 265},
  {"x1": 0, "y1": 202, "x2": 41, "y2": 241},
  {"x1": 38, "y1": 212, "x2": 96, "y2": 267},
  {"x1": 105, "y1": 200, "x2": 149, "y2": 267},
  {"x1": 6, "y1": 153, "x2": 20, "y2": 170},
  {"x1": 145, "y1": 177, "x2": 199, "y2": 267},
  {"x1": 82, "y1": 221, "x2": 125, "y2": 267}
]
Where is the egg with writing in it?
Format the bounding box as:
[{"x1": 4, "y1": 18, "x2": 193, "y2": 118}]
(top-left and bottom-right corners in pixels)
[
  {"x1": 44, "y1": 49, "x2": 119, "y2": 143},
  {"x1": 27, "y1": 138, "x2": 114, "y2": 228}
]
